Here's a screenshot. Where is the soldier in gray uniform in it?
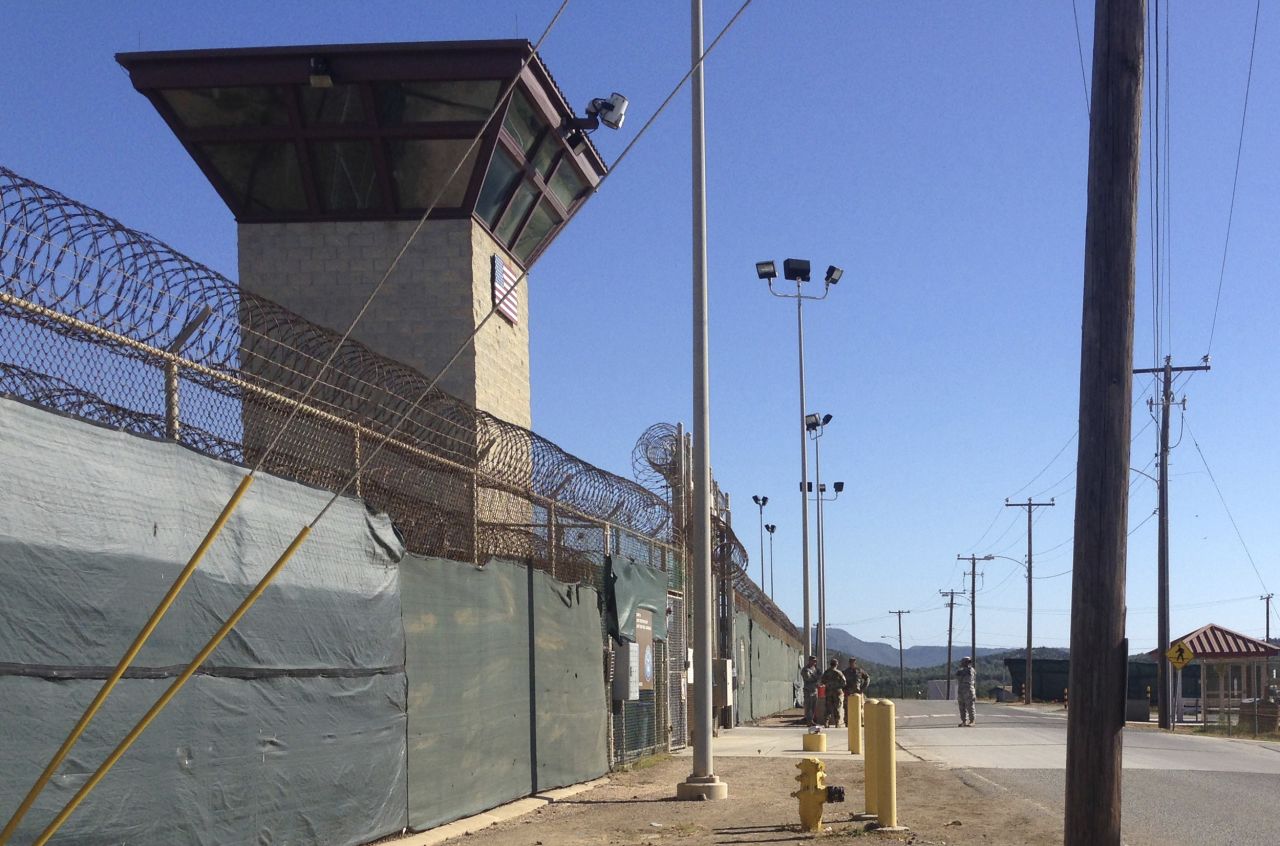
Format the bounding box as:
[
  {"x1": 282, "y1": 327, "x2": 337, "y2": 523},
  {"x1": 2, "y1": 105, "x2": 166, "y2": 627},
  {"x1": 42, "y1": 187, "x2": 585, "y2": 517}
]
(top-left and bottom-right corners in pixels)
[{"x1": 957, "y1": 656, "x2": 977, "y2": 726}]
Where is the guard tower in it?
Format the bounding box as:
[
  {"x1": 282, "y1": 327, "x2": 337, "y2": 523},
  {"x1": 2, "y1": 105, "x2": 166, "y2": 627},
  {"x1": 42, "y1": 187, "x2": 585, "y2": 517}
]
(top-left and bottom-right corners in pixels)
[{"x1": 117, "y1": 41, "x2": 608, "y2": 429}]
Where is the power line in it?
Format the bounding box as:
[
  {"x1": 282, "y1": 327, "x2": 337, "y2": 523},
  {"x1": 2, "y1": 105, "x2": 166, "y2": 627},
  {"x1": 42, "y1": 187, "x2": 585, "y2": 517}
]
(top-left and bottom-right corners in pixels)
[
  {"x1": 1069, "y1": 0, "x2": 1091, "y2": 116},
  {"x1": 1207, "y1": 0, "x2": 1263, "y2": 354},
  {"x1": 1186, "y1": 420, "x2": 1271, "y2": 597}
]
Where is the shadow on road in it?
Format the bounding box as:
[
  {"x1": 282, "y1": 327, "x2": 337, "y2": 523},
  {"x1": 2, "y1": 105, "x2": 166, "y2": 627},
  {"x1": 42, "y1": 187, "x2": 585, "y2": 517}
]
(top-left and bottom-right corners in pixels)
[
  {"x1": 556, "y1": 797, "x2": 679, "y2": 805},
  {"x1": 713, "y1": 824, "x2": 811, "y2": 844}
]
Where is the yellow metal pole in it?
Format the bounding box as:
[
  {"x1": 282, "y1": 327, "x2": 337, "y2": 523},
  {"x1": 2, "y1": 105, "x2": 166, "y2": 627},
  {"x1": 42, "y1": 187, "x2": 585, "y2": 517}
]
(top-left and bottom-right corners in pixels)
[
  {"x1": 0, "y1": 473, "x2": 253, "y2": 846},
  {"x1": 31, "y1": 524, "x2": 311, "y2": 846},
  {"x1": 874, "y1": 699, "x2": 901, "y2": 829},
  {"x1": 847, "y1": 693, "x2": 864, "y2": 754},
  {"x1": 863, "y1": 698, "x2": 879, "y2": 817}
]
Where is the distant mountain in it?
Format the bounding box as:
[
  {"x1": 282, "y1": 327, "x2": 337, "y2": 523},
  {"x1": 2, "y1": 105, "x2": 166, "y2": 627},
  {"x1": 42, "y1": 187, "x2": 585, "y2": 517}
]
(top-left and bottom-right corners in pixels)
[{"x1": 824, "y1": 627, "x2": 1012, "y2": 669}]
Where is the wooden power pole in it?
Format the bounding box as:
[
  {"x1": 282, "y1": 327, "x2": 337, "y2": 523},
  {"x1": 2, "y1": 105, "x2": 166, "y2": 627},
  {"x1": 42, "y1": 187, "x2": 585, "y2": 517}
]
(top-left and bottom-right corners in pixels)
[
  {"x1": 890, "y1": 609, "x2": 910, "y2": 699},
  {"x1": 958, "y1": 554, "x2": 992, "y2": 674},
  {"x1": 940, "y1": 589, "x2": 960, "y2": 699},
  {"x1": 1006, "y1": 498, "x2": 1055, "y2": 704},
  {"x1": 1065, "y1": 2, "x2": 1146, "y2": 844},
  {"x1": 1133, "y1": 356, "x2": 1210, "y2": 729}
]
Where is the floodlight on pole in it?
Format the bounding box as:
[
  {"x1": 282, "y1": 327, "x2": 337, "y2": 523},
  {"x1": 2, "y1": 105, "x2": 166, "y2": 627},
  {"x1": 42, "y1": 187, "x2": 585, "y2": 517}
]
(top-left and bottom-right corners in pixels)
[
  {"x1": 752, "y1": 495, "x2": 769, "y2": 589},
  {"x1": 757, "y1": 256, "x2": 844, "y2": 658}
]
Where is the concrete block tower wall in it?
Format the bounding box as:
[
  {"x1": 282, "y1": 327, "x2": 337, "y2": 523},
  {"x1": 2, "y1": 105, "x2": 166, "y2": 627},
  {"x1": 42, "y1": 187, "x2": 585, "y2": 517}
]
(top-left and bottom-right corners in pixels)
[{"x1": 238, "y1": 218, "x2": 531, "y2": 429}]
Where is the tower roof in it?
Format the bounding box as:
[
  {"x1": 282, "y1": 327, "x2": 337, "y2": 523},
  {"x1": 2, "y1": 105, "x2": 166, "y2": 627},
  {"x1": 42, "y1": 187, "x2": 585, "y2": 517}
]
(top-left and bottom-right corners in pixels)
[{"x1": 117, "y1": 40, "x2": 608, "y2": 267}]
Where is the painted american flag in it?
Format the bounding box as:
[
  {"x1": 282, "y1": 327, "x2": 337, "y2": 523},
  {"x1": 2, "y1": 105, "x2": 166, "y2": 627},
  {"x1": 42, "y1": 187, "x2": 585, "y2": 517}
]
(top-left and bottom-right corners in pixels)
[{"x1": 492, "y1": 254, "x2": 520, "y2": 325}]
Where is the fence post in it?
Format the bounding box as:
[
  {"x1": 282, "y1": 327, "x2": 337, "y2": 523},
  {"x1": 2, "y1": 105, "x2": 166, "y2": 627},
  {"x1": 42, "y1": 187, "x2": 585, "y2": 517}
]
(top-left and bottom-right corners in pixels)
[
  {"x1": 352, "y1": 426, "x2": 363, "y2": 498},
  {"x1": 164, "y1": 361, "x2": 180, "y2": 441},
  {"x1": 161, "y1": 305, "x2": 212, "y2": 443},
  {"x1": 547, "y1": 503, "x2": 557, "y2": 579}
]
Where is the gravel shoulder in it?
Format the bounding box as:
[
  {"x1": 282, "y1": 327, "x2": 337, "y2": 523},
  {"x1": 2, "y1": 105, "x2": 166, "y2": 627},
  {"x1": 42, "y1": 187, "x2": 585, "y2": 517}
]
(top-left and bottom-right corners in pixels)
[{"x1": 435, "y1": 754, "x2": 1064, "y2": 845}]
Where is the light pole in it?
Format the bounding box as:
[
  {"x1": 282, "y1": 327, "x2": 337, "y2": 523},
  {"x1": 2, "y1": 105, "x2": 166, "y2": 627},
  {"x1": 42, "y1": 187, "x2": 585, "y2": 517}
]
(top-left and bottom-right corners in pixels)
[
  {"x1": 958, "y1": 554, "x2": 994, "y2": 672},
  {"x1": 814, "y1": 481, "x2": 844, "y2": 665},
  {"x1": 756, "y1": 259, "x2": 842, "y2": 657},
  {"x1": 677, "y1": 0, "x2": 725, "y2": 802},
  {"x1": 988, "y1": 552, "x2": 1041, "y2": 704},
  {"x1": 765, "y1": 523, "x2": 777, "y2": 599},
  {"x1": 805, "y1": 412, "x2": 836, "y2": 665},
  {"x1": 752, "y1": 495, "x2": 768, "y2": 589}
]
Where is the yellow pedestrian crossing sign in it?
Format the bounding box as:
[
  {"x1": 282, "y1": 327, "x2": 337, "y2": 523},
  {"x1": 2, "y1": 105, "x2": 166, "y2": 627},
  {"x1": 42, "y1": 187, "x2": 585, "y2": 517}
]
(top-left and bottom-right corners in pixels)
[{"x1": 1167, "y1": 641, "x2": 1194, "y2": 670}]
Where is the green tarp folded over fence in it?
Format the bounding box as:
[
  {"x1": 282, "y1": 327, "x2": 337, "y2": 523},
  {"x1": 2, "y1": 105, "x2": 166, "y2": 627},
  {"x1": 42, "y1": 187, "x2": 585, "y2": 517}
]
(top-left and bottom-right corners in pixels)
[{"x1": 605, "y1": 555, "x2": 668, "y2": 643}]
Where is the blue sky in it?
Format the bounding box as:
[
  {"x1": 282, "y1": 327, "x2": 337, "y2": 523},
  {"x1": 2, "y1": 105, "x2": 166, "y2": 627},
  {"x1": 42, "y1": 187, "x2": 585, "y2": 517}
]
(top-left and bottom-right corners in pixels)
[{"x1": 3, "y1": 1, "x2": 1276, "y2": 653}]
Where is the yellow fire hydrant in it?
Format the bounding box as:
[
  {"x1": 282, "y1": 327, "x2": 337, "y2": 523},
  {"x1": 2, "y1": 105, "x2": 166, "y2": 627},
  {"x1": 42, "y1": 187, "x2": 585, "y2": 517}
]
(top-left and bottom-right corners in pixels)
[{"x1": 791, "y1": 757, "x2": 845, "y2": 831}]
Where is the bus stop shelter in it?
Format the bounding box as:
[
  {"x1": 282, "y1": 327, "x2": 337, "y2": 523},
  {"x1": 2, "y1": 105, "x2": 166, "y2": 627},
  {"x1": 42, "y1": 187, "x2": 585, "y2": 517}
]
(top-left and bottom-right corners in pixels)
[{"x1": 1159, "y1": 623, "x2": 1279, "y2": 727}]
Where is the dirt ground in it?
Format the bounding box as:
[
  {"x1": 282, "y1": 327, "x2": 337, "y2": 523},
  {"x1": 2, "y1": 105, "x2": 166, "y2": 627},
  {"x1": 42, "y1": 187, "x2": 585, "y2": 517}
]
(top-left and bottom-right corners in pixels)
[{"x1": 438, "y1": 743, "x2": 1063, "y2": 846}]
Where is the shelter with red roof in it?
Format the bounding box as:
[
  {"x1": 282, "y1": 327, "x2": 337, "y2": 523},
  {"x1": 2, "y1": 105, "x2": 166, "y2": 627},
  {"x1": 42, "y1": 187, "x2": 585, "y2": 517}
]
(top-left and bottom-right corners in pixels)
[{"x1": 1161, "y1": 623, "x2": 1278, "y2": 724}]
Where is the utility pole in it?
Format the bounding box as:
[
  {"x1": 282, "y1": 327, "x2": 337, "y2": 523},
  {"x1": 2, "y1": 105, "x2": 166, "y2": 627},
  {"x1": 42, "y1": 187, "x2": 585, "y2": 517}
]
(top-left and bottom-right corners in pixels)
[
  {"x1": 1065, "y1": 2, "x2": 1145, "y2": 843},
  {"x1": 958, "y1": 555, "x2": 992, "y2": 673},
  {"x1": 1133, "y1": 355, "x2": 1210, "y2": 729},
  {"x1": 940, "y1": 590, "x2": 960, "y2": 699},
  {"x1": 1263, "y1": 593, "x2": 1274, "y2": 691},
  {"x1": 890, "y1": 610, "x2": 910, "y2": 699},
  {"x1": 1005, "y1": 498, "x2": 1055, "y2": 704}
]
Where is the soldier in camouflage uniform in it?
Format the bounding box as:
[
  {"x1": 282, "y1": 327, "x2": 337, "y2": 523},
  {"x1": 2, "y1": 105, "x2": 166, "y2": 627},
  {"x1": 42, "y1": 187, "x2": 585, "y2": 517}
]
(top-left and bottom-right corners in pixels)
[
  {"x1": 843, "y1": 657, "x2": 870, "y2": 722},
  {"x1": 820, "y1": 659, "x2": 847, "y2": 727},
  {"x1": 957, "y1": 656, "x2": 977, "y2": 726},
  {"x1": 801, "y1": 656, "x2": 821, "y2": 726}
]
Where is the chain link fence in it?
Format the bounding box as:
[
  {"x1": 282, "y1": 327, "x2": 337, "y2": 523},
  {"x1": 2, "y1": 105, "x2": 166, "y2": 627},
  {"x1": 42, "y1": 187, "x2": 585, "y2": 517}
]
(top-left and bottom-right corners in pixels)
[{"x1": 0, "y1": 166, "x2": 799, "y2": 766}]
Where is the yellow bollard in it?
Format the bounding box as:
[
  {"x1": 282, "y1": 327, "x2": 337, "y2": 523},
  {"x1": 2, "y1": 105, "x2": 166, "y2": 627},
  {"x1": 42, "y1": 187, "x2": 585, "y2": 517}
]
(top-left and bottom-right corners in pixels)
[
  {"x1": 847, "y1": 693, "x2": 864, "y2": 754},
  {"x1": 791, "y1": 758, "x2": 828, "y2": 832},
  {"x1": 862, "y1": 699, "x2": 880, "y2": 818},
  {"x1": 872, "y1": 699, "x2": 907, "y2": 831},
  {"x1": 801, "y1": 730, "x2": 827, "y2": 752}
]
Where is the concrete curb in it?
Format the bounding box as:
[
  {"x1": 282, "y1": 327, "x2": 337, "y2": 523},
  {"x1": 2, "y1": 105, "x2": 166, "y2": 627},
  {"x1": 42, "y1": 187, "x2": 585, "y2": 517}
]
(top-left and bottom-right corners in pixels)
[{"x1": 379, "y1": 777, "x2": 611, "y2": 846}]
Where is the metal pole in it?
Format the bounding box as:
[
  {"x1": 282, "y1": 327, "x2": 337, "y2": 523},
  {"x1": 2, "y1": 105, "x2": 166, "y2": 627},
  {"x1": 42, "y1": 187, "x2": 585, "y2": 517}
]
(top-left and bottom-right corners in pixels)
[
  {"x1": 797, "y1": 291, "x2": 812, "y2": 656},
  {"x1": 813, "y1": 431, "x2": 825, "y2": 666},
  {"x1": 677, "y1": 0, "x2": 725, "y2": 801},
  {"x1": 756, "y1": 502, "x2": 765, "y2": 588},
  {"x1": 767, "y1": 526, "x2": 775, "y2": 599}
]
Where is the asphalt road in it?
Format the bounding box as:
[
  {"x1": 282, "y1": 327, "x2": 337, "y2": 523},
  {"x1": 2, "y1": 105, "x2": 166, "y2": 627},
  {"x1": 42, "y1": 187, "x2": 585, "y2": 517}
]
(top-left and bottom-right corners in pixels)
[{"x1": 895, "y1": 700, "x2": 1280, "y2": 845}]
